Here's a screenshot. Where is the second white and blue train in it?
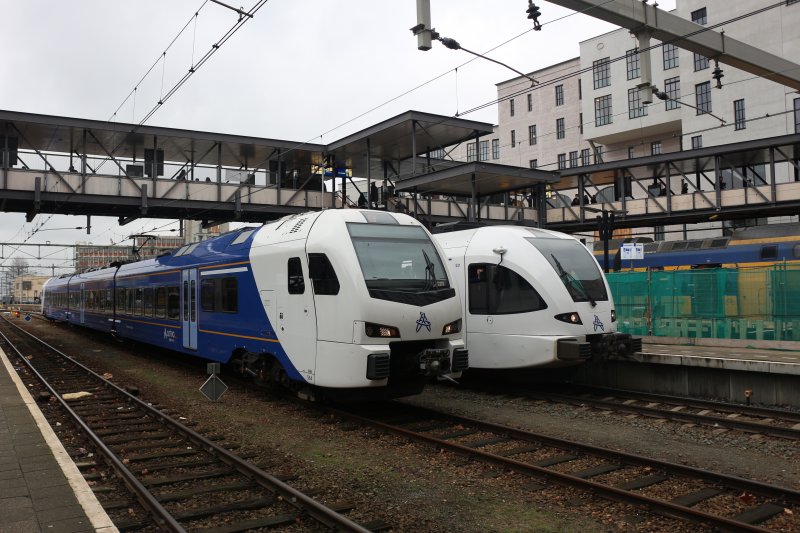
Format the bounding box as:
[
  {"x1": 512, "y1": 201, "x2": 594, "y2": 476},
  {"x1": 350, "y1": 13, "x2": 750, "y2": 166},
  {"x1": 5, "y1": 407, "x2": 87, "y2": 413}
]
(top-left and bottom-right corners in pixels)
[
  {"x1": 42, "y1": 209, "x2": 468, "y2": 400},
  {"x1": 434, "y1": 225, "x2": 641, "y2": 370}
]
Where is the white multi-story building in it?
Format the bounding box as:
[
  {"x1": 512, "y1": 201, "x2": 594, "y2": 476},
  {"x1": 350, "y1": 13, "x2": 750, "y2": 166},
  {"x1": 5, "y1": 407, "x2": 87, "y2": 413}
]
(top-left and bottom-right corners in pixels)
[{"x1": 449, "y1": 0, "x2": 800, "y2": 239}]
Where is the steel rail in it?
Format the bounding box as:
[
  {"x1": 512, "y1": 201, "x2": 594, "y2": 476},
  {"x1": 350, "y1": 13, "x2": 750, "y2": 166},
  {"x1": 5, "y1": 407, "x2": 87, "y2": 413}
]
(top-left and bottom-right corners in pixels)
[
  {"x1": 327, "y1": 402, "x2": 799, "y2": 533},
  {"x1": 1, "y1": 315, "x2": 371, "y2": 533},
  {"x1": 528, "y1": 390, "x2": 800, "y2": 440}
]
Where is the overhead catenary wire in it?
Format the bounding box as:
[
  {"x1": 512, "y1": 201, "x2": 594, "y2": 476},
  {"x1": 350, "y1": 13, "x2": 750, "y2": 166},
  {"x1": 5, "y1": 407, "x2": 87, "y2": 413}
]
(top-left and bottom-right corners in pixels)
[{"x1": 2, "y1": 1, "x2": 793, "y2": 268}]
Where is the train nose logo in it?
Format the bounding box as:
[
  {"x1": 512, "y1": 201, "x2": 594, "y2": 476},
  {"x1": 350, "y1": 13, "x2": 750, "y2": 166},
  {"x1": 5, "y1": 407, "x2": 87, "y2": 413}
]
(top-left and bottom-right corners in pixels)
[
  {"x1": 592, "y1": 315, "x2": 604, "y2": 332},
  {"x1": 416, "y1": 312, "x2": 432, "y2": 333}
]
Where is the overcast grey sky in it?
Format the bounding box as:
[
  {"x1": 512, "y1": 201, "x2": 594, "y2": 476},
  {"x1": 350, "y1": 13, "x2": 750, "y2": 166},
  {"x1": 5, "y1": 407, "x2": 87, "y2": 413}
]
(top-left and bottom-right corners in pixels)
[{"x1": 0, "y1": 0, "x2": 675, "y2": 274}]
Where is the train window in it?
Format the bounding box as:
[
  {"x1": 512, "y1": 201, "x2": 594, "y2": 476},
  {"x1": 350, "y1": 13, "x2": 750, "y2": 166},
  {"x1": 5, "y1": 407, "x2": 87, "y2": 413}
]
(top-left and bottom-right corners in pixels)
[
  {"x1": 106, "y1": 289, "x2": 113, "y2": 313},
  {"x1": 526, "y1": 237, "x2": 609, "y2": 303},
  {"x1": 760, "y1": 245, "x2": 778, "y2": 260},
  {"x1": 468, "y1": 263, "x2": 547, "y2": 315},
  {"x1": 794, "y1": 244, "x2": 800, "y2": 259},
  {"x1": 287, "y1": 258, "x2": 305, "y2": 294},
  {"x1": 128, "y1": 290, "x2": 136, "y2": 315},
  {"x1": 135, "y1": 288, "x2": 144, "y2": 316},
  {"x1": 143, "y1": 288, "x2": 154, "y2": 317},
  {"x1": 308, "y1": 253, "x2": 340, "y2": 295},
  {"x1": 220, "y1": 278, "x2": 237, "y2": 313},
  {"x1": 155, "y1": 287, "x2": 167, "y2": 318},
  {"x1": 167, "y1": 286, "x2": 180, "y2": 320},
  {"x1": 190, "y1": 280, "x2": 197, "y2": 321},
  {"x1": 183, "y1": 281, "x2": 189, "y2": 320},
  {"x1": 231, "y1": 229, "x2": 255, "y2": 245},
  {"x1": 201, "y1": 279, "x2": 216, "y2": 311},
  {"x1": 116, "y1": 288, "x2": 125, "y2": 313}
]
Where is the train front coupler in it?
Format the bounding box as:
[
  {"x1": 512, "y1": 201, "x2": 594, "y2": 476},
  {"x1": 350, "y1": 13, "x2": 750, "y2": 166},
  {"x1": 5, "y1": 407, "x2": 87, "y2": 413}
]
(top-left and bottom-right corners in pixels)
[
  {"x1": 417, "y1": 348, "x2": 452, "y2": 377},
  {"x1": 590, "y1": 332, "x2": 643, "y2": 359}
]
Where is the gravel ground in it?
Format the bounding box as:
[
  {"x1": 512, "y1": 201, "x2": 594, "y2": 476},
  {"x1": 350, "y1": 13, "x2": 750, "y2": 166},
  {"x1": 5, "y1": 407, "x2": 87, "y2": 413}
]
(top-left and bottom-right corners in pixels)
[{"x1": 12, "y1": 317, "x2": 800, "y2": 532}]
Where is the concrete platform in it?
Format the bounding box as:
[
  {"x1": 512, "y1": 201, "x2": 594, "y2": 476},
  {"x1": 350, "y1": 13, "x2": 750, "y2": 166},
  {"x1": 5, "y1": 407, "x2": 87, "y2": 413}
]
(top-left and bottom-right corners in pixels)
[
  {"x1": 575, "y1": 340, "x2": 800, "y2": 408},
  {"x1": 0, "y1": 347, "x2": 117, "y2": 533}
]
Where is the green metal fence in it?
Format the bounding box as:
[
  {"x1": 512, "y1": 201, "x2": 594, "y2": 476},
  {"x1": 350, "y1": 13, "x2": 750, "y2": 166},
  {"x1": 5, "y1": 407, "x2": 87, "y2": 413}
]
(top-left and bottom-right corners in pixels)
[{"x1": 607, "y1": 265, "x2": 800, "y2": 341}]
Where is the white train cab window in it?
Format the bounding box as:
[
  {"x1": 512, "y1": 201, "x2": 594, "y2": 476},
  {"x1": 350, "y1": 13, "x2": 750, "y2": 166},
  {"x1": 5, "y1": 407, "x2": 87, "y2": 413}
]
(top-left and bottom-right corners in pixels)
[
  {"x1": 308, "y1": 253, "x2": 340, "y2": 295},
  {"x1": 287, "y1": 257, "x2": 305, "y2": 294},
  {"x1": 468, "y1": 263, "x2": 546, "y2": 315}
]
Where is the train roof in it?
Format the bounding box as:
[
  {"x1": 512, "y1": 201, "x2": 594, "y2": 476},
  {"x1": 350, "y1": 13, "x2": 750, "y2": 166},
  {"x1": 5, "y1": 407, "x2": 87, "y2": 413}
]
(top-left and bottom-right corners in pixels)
[{"x1": 434, "y1": 225, "x2": 576, "y2": 250}]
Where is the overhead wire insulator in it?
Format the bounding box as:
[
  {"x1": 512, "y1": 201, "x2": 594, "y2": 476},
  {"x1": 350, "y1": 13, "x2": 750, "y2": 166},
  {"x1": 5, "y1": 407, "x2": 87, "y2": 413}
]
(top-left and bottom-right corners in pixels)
[
  {"x1": 526, "y1": 0, "x2": 542, "y2": 31},
  {"x1": 712, "y1": 59, "x2": 724, "y2": 89}
]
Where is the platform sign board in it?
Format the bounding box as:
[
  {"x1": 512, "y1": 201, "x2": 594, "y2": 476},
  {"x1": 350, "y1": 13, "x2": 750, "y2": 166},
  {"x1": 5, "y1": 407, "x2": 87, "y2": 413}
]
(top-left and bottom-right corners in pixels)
[
  {"x1": 200, "y1": 374, "x2": 228, "y2": 402},
  {"x1": 620, "y1": 243, "x2": 644, "y2": 260}
]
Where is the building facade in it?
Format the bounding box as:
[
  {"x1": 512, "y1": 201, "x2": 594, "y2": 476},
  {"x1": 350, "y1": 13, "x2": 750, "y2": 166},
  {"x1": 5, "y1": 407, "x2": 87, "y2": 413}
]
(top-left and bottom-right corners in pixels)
[
  {"x1": 450, "y1": 0, "x2": 800, "y2": 240},
  {"x1": 11, "y1": 274, "x2": 50, "y2": 303}
]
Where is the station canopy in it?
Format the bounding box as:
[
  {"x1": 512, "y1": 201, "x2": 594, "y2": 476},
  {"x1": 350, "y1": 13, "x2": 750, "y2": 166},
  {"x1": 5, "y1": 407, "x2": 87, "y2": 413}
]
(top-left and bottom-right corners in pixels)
[
  {"x1": 0, "y1": 109, "x2": 323, "y2": 171},
  {"x1": 327, "y1": 110, "x2": 558, "y2": 195}
]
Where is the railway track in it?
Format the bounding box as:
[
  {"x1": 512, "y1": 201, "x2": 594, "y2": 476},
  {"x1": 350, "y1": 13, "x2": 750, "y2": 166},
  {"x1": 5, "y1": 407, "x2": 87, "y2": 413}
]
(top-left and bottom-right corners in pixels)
[
  {"x1": 462, "y1": 380, "x2": 800, "y2": 440},
  {"x1": 531, "y1": 385, "x2": 800, "y2": 440},
  {"x1": 0, "y1": 315, "x2": 382, "y2": 532},
  {"x1": 328, "y1": 401, "x2": 800, "y2": 532}
]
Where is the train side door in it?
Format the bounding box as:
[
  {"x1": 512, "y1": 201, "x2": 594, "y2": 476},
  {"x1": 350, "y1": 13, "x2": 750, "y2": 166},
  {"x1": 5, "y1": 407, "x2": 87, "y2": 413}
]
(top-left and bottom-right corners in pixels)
[
  {"x1": 181, "y1": 269, "x2": 198, "y2": 350},
  {"x1": 276, "y1": 255, "x2": 317, "y2": 383},
  {"x1": 80, "y1": 283, "x2": 85, "y2": 324}
]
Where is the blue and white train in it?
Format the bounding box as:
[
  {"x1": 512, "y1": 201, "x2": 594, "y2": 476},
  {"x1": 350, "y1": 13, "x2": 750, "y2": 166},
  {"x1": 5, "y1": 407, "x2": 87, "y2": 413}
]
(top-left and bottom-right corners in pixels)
[
  {"x1": 434, "y1": 225, "x2": 641, "y2": 370},
  {"x1": 42, "y1": 209, "x2": 468, "y2": 400}
]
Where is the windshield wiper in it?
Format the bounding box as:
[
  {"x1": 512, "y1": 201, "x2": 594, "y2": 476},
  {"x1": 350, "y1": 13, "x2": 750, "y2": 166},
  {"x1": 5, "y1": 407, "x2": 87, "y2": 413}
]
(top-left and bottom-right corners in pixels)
[
  {"x1": 550, "y1": 253, "x2": 596, "y2": 307},
  {"x1": 422, "y1": 249, "x2": 436, "y2": 291}
]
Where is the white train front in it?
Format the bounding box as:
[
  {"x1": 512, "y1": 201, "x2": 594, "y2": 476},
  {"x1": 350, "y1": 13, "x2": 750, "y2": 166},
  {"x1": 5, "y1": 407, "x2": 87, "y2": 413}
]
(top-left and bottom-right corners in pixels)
[
  {"x1": 43, "y1": 209, "x2": 468, "y2": 400},
  {"x1": 434, "y1": 225, "x2": 641, "y2": 370}
]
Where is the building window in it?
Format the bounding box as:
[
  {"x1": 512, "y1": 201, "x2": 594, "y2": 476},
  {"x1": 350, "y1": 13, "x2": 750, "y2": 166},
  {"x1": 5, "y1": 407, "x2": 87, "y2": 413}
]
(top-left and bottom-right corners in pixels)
[
  {"x1": 691, "y1": 7, "x2": 707, "y2": 25},
  {"x1": 626, "y1": 49, "x2": 640, "y2": 80},
  {"x1": 429, "y1": 148, "x2": 445, "y2": 159},
  {"x1": 695, "y1": 81, "x2": 712, "y2": 115},
  {"x1": 663, "y1": 43, "x2": 679, "y2": 70},
  {"x1": 664, "y1": 76, "x2": 681, "y2": 110},
  {"x1": 555, "y1": 84, "x2": 564, "y2": 106},
  {"x1": 581, "y1": 148, "x2": 591, "y2": 166},
  {"x1": 628, "y1": 87, "x2": 647, "y2": 118},
  {"x1": 651, "y1": 141, "x2": 662, "y2": 155},
  {"x1": 691, "y1": 135, "x2": 703, "y2": 149},
  {"x1": 594, "y1": 95, "x2": 613, "y2": 126},
  {"x1": 557, "y1": 153, "x2": 566, "y2": 170},
  {"x1": 527, "y1": 93, "x2": 533, "y2": 112},
  {"x1": 492, "y1": 139, "x2": 500, "y2": 159},
  {"x1": 594, "y1": 146, "x2": 604, "y2": 164},
  {"x1": 530, "y1": 159, "x2": 538, "y2": 169},
  {"x1": 556, "y1": 118, "x2": 565, "y2": 139},
  {"x1": 479, "y1": 140, "x2": 489, "y2": 161},
  {"x1": 467, "y1": 143, "x2": 477, "y2": 162},
  {"x1": 529, "y1": 124, "x2": 537, "y2": 145},
  {"x1": 578, "y1": 78, "x2": 582, "y2": 99},
  {"x1": 511, "y1": 129, "x2": 516, "y2": 148},
  {"x1": 694, "y1": 53, "x2": 709, "y2": 71},
  {"x1": 593, "y1": 57, "x2": 610, "y2": 89},
  {"x1": 510, "y1": 98, "x2": 515, "y2": 117},
  {"x1": 628, "y1": 146, "x2": 635, "y2": 159},
  {"x1": 569, "y1": 151, "x2": 578, "y2": 168},
  {"x1": 579, "y1": 112, "x2": 583, "y2": 134},
  {"x1": 734, "y1": 99, "x2": 746, "y2": 130}
]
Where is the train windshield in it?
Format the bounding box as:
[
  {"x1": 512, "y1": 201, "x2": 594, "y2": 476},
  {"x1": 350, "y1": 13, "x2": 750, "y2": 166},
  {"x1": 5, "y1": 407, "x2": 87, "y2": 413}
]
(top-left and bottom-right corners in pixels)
[
  {"x1": 347, "y1": 223, "x2": 450, "y2": 291},
  {"x1": 524, "y1": 237, "x2": 608, "y2": 303}
]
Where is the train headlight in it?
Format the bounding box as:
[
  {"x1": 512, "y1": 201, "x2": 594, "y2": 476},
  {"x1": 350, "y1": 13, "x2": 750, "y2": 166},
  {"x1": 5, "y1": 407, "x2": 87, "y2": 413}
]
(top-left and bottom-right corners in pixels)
[
  {"x1": 554, "y1": 312, "x2": 582, "y2": 325},
  {"x1": 365, "y1": 322, "x2": 400, "y2": 338},
  {"x1": 611, "y1": 309, "x2": 617, "y2": 322},
  {"x1": 442, "y1": 319, "x2": 462, "y2": 335}
]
